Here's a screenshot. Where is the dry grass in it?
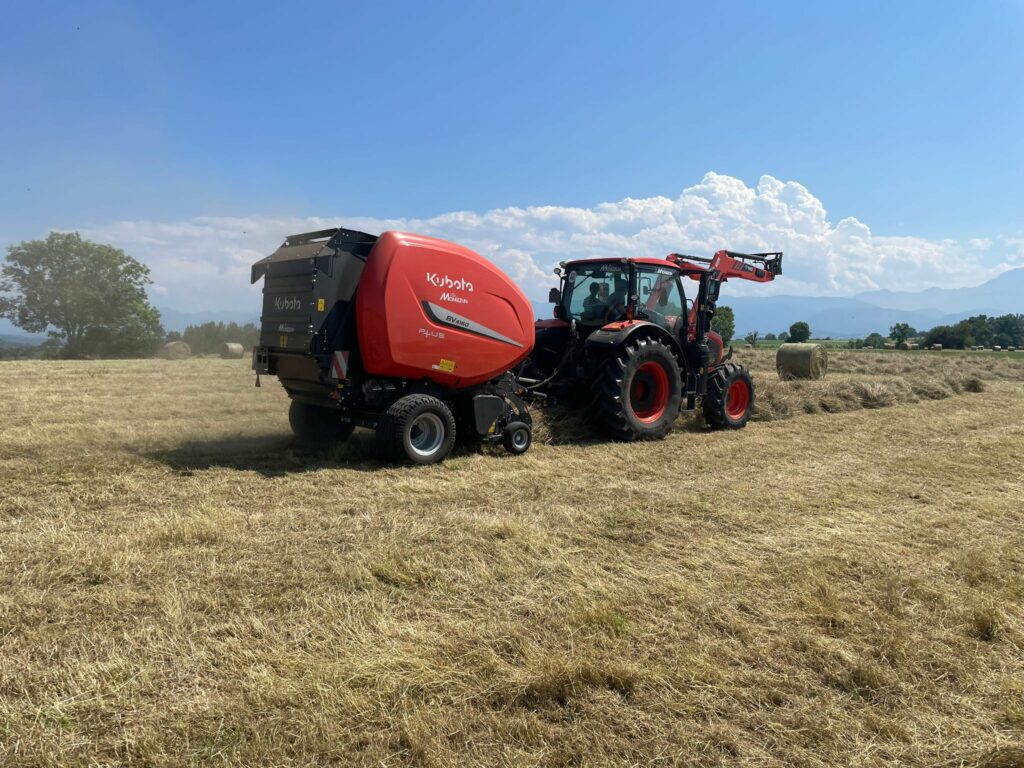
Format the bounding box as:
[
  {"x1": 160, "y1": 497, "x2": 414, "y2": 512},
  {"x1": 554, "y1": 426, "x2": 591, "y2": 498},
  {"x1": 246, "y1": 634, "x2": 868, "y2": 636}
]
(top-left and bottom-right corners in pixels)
[
  {"x1": 533, "y1": 348, "x2": 1000, "y2": 442},
  {"x1": 1, "y1": 353, "x2": 1023, "y2": 766}
]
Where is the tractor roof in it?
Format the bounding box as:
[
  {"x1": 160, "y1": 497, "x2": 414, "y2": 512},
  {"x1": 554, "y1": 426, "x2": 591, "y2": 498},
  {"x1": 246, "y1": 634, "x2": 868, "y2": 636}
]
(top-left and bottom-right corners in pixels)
[{"x1": 562, "y1": 256, "x2": 699, "y2": 270}]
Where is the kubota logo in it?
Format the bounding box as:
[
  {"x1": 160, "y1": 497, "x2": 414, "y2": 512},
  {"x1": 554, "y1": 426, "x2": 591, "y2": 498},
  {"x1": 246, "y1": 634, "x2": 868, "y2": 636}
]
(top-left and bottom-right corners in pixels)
[
  {"x1": 275, "y1": 296, "x2": 302, "y2": 311},
  {"x1": 426, "y1": 272, "x2": 474, "y2": 292}
]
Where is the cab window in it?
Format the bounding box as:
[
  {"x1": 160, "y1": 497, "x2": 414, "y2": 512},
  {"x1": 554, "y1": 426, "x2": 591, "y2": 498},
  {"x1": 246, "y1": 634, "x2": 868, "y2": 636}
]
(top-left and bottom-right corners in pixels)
[
  {"x1": 636, "y1": 266, "x2": 685, "y2": 333},
  {"x1": 565, "y1": 263, "x2": 629, "y2": 323}
]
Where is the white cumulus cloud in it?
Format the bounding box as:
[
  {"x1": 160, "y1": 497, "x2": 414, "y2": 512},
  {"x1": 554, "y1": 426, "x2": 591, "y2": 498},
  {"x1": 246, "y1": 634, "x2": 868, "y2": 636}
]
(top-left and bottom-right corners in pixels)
[{"x1": 79, "y1": 172, "x2": 1018, "y2": 314}]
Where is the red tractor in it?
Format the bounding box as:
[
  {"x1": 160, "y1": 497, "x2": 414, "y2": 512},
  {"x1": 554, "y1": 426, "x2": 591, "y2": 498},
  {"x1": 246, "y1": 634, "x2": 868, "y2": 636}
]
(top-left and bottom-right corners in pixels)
[{"x1": 521, "y1": 250, "x2": 782, "y2": 439}]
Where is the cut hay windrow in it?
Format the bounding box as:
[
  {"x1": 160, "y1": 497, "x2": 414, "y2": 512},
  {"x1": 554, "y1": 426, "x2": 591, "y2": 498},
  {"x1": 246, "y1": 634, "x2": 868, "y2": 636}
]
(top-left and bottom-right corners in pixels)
[{"x1": 529, "y1": 348, "x2": 993, "y2": 441}]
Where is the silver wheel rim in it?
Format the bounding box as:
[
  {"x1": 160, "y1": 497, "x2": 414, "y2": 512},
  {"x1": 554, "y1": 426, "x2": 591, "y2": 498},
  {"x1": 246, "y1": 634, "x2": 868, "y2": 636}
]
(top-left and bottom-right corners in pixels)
[
  {"x1": 409, "y1": 412, "x2": 445, "y2": 457},
  {"x1": 511, "y1": 429, "x2": 529, "y2": 450}
]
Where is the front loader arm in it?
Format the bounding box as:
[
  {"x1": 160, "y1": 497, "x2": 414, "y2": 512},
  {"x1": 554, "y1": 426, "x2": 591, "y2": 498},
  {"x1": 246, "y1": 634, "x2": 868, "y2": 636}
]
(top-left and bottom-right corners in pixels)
[
  {"x1": 668, "y1": 250, "x2": 783, "y2": 283},
  {"x1": 665, "y1": 249, "x2": 783, "y2": 404},
  {"x1": 708, "y1": 250, "x2": 783, "y2": 282}
]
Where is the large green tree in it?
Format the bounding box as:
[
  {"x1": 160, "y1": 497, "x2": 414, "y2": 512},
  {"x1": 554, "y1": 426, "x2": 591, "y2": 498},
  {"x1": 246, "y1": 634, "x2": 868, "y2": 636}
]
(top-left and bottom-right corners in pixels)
[
  {"x1": 889, "y1": 323, "x2": 916, "y2": 343},
  {"x1": 788, "y1": 321, "x2": 811, "y2": 343},
  {"x1": 0, "y1": 232, "x2": 163, "y2": 358},
  {"x1": 711, "y1": 305, "x2": 735, "y2": 344}
]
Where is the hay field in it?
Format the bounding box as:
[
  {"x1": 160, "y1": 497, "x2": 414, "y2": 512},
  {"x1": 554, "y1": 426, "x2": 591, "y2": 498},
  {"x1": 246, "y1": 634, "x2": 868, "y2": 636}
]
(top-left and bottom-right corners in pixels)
[{"x1": 1, "y1": 350, "x2": 1023, "y2": 767}]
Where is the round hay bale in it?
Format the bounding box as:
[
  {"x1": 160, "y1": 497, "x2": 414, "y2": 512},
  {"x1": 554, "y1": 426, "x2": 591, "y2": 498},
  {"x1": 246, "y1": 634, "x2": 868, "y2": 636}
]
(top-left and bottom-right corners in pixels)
[
  {"x1": 896, "y1": 341, "x2": 909, "y2": 350},
  {"x1": 776, "y1": 343, "x2": 828, "y2": 380},
  {"x1": 994, "y1": 346, "x2": 1002, "y2": 351},
  {"x1": 160, "y1": 341, "x2": 191, "y2": 360},
  {"x1": 932, "y1": 344, "x2": 943, "y2": 351},
  {"x1": 883, "y1": 342, "x2": 896, "y2": 350},
  {"x1": 909, "y1": 343, "x2": 919, "y2": 350},
  {"x1": 219, "y1": 342, "x2": 246, "y2": 359}
]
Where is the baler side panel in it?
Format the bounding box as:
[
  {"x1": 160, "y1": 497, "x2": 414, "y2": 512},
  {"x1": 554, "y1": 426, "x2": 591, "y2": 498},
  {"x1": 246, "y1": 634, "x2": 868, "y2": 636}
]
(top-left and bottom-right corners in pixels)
[{"x1": 357, "y1": 231, "x2": 534, "y2": 388}]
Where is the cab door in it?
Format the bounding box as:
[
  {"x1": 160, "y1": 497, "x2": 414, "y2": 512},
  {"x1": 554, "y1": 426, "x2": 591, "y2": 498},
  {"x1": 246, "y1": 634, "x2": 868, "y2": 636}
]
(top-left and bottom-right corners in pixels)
[{"x1": 636, "y1": 266, "x2": 686, "y2": 338}]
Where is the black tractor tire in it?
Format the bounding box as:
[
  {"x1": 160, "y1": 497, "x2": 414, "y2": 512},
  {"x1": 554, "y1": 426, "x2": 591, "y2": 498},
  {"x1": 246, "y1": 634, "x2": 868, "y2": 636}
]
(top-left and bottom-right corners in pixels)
[
  {"x1": 288, "y1": 400, "x2": 356, "y2": 442},
  {"x1": 594, "y1": 337, "x2": 682, "y2": 441},
  {"x1": 702, "y1": 363, "x2": 754, "y2": 430},
  {"x1": 375, "y1": 394, "x2": 457, "y2": 465},
  {"x1": 501, "y1": 421, "x2": 532, "y2": 455}
]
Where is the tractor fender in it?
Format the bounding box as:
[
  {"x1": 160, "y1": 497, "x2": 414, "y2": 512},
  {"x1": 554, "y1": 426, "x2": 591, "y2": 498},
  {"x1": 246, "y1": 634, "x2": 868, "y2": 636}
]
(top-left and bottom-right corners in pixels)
[{"x1": 584, "y1": 321, "x2": 684, "y2": 367}]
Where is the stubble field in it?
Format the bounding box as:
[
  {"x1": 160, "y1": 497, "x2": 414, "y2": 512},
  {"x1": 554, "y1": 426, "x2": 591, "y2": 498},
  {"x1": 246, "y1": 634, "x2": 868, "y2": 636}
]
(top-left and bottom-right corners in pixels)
[{"x1": 1, "y1": 349, "x2": 1023, "y2": 767}]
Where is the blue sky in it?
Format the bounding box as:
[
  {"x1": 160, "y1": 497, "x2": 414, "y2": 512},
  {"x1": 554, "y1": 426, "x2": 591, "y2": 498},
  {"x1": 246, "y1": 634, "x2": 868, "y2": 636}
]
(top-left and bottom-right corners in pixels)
[{"x1": 2, "y1": 1, "x2": 1023, "y2": 311}]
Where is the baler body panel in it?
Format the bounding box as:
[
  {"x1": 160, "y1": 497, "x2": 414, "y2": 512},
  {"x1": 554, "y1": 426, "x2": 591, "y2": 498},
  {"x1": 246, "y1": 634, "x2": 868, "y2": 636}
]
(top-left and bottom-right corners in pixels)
[
  {"x1": 252, "y1": 228, "x2": 377, "y2": 357},
  {"x1": 356, "y1": 231, "x2": 534, "y2": 388}
]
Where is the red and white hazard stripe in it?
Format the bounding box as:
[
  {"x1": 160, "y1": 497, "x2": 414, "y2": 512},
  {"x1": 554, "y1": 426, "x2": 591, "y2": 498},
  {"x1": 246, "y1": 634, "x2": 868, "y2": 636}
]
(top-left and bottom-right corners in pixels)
[{"x1": 329, "y1": 350, "x2": 350, "y2": 380}]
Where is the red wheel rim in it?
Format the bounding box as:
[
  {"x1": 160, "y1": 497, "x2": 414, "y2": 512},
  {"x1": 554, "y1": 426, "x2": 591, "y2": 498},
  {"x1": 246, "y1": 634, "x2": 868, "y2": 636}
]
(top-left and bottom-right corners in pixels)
[
  {"x1": 725, "y1": 379, "x2": 750, "y2": 420},
  {"x1": 630, "y1": 361, "x2": 670, "y2": 423}
]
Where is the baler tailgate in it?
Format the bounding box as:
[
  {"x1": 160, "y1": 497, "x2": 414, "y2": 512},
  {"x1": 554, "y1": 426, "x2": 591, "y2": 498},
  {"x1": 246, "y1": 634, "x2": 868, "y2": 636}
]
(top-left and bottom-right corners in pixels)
[{"x1": 253, "y1": 227, "x2": 377, "y2": 355}]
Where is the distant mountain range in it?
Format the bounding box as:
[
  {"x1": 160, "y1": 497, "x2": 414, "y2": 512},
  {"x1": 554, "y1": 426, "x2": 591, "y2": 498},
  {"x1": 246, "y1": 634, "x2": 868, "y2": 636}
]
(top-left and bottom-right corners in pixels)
[
  {"x1": 726, "y1": 267, "x2": 1024, "y2": 337},
  {"x1": 533, "y1": 267, "x2": 1024, "y2": 338},
  {"x1": 0, "y1": 333, "x2": 37, "y2": 348},
  {"x1": 2, "y1": 269, "x2": 1022, "y2": 344}
]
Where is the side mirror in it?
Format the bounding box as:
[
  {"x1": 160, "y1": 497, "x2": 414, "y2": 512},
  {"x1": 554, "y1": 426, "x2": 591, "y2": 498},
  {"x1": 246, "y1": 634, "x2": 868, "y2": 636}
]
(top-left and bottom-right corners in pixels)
[
  {"x1": 548, "y1": 287, "x2": 561, "y2": 304},
  {"x1": 553, "y1": 305, "x2": 562, "y2": 319},
  {"x1": 641, "y1": 287, "x2": 650, "y2": 297}
]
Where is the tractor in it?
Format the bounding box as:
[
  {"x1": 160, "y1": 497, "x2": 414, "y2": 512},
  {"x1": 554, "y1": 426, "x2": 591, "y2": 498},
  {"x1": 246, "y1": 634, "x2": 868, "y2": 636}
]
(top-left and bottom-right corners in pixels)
[{"x1": 520, "y1": 250, "x2": 782, "y2": 439}]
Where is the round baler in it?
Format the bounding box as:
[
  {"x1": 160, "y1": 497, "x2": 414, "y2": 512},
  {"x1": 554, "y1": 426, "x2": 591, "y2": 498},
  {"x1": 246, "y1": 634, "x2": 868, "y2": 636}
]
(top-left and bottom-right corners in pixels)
[{"x1": 251, "y1": 228, "x2": 535, "y2": 464}]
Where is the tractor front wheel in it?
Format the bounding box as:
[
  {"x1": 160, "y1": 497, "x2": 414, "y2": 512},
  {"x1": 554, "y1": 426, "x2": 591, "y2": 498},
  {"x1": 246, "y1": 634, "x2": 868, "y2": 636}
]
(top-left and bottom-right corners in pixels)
[
  {"x1": 288, "y1": 400, "x2": 356, "y2": 442},
  {"x1": 595, "y1": 338, "x2": 682, "y2": 441},
  {"x1": 375, "y1": 394, "x2": 457, "y2": 465},
  {"x1": 702, "y1": 364, "x2": 754, "y2": 430}
]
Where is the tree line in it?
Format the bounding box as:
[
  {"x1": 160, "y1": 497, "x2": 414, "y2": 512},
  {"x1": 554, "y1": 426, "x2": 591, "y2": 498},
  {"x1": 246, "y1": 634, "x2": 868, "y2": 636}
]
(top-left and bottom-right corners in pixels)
[
  {"x1": 167, "y1": 322, "x2": 259, "y2": 355},
  {"x1": 710, "y1": 307, "x2": 811, "y2": 346},
  {"x1": 1, "y1": 232, "x2": 258, "y2": 359}
]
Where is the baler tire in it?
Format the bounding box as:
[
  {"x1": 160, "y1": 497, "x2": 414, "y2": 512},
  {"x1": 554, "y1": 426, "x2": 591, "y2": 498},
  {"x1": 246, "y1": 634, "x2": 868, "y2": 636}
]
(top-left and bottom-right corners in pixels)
[
  {"x1": 501, "y1": 421, "x2": 532, "y2": 455},
  {"x1": 594, "y1": 338, "x2": 682, "y2": 441},
  {"x1": 702, "y1": 363, "x2": 754, "y2": 430},
  {"x1": 288, "y1": 400, "x2": 355, "y2": 443},
  {"x1": 375, "y1": 394, "x2": 456, "y2": 465}
]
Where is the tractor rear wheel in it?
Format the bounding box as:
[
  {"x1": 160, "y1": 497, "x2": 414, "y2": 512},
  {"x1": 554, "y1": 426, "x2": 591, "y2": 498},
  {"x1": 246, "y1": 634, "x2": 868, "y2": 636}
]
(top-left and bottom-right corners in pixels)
[
  {"x1": 595, "y1": 338, "x2": 682, "y2": 441},
  {"x1": 288, "y1": 400, "x2": 355, "y2": 442},
  {"x1": 703, "y1": 363, "x2": 754, "y2": 430},
  {"x1": 375, "y1": 394, "x2": 457, "y2": 465}
]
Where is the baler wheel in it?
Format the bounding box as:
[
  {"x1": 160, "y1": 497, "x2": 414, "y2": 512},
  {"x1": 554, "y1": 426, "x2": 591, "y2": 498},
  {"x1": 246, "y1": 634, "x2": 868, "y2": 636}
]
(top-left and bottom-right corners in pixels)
[
  {"x1": 702, "y1": 363, "x2": 755, "y2": 430},
  {"x1": 501, "y1": 421, "x2": 532, "y2": 455},
  {"x1": 376, "y1": 394, "x2": 457, "y2": 465},
  {"x1": 595, "y1": 338, "x2": 682, "y2": 441},
  {"x1": 288, "y1": 400, "x2": 355, "y2": 443}
]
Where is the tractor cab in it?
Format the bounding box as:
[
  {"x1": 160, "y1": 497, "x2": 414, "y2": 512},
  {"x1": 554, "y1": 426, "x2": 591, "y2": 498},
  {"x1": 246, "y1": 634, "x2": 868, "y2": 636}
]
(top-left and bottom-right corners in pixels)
[{"x1": 548, "y1": 258, "x2": 689, "y2": 338}]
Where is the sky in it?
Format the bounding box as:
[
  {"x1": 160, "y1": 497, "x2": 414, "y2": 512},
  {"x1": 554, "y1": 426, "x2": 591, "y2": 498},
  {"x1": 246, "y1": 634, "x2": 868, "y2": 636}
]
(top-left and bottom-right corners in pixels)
[{"x1": 2, "y1": 1, "x2": 1023, "y2": 313}]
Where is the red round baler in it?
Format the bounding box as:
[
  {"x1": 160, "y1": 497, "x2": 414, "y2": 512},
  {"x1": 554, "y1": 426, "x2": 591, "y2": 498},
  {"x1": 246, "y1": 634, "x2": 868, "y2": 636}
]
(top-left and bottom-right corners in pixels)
[{"x1": 251, "y1": 227, "x2": 535, "y2": 464}]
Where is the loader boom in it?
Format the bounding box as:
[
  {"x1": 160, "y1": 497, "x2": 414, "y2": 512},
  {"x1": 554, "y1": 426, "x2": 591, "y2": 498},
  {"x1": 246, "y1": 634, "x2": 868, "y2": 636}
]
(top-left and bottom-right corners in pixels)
[
  {"x1": 665, "y1": 249, "x2": 783, "y2": 402},
  {"x1": 667, "y1": 250, "x2": 783, "y2": 283}
]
